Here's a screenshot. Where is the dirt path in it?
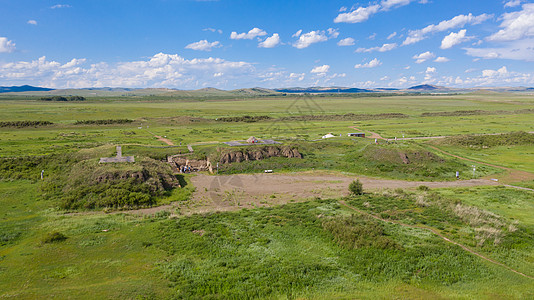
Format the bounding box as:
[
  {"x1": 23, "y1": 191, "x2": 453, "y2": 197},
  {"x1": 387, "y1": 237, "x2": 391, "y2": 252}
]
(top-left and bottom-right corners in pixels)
[
  {"x1": 153, "y1": 135, "x2": 174, "y2": 146},
  {"x1": 339, "y1": 200, "x2": 534, "y2": 280},
  {"x1": 428, "y1": 145, "x2": 534, "y2": 183}
]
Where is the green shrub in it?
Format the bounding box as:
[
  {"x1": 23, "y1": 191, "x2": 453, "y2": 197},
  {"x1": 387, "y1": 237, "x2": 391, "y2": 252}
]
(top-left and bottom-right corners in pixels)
[
  {"x1": 42, "y1": 231, "x2": 67, "y2": 244},
  {"x1": 74, "y1": 119, "x2": 133, "y2": 125},
  {"x1": 348, "y1": 179, "x2": 363, "y2": 195},
  {"x1": 40, "y1": 96, "x2": 85, "y2": 101},
  {"x1": 0, "y1": 120, "x2": 53, "y2": 128},
  {"x1": 418, "y1": 185, "x2": 430, "y2": 191},
  {"x1": 442, "y1": 131, "x2": 534, "y2": 148},
  {"x1": 322, "y1": 215, "x2": 401, "y2": 250}
]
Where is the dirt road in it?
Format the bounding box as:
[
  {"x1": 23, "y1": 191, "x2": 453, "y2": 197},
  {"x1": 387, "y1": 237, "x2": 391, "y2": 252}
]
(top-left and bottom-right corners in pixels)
[{"x1": 176, "y1": 172, "x2": 499, "y2": 215}]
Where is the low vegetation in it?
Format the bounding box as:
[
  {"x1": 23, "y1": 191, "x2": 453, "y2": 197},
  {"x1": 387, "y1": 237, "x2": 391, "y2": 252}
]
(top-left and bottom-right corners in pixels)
[
  {"x1": 348, "y1": 179, "x2": 363, "y2": 195},
  {"x1": 217, "y1": 115, "x2": 272, "y2": 122},
  {"x1": 0, "y1": 120, "x2": 54, "y2": 128},
  {"x1": 74, "y1": 119, "x2": 134, "y2": 125},
  {"x1": 322, "y1": 215, "x2": 401, "y2": 250},
  {"x1": 43, "y1": 157, "x2": 180, "y2": 210},
  {"x1": 441, "y1": 131, "x2": 534, "y2": 148},
  {"x1": 217, "y1": 141, "x2": 491, "y2": 180},
  {"x1": 0, "y1": 93, "x2": 533, "y2": 298},
  {"x1": 421, "y1": 109, "x2": 534, "y2": 117},
  {"x1": 40, "y1": 96, "x2": 86, "y2": 101},
  {"x1": 42, "y1": 231, "x2": 68, "y2": 244}
]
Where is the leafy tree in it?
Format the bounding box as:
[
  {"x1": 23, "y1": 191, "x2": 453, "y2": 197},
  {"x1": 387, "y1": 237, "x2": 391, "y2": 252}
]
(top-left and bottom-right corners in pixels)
[{"x1": 348, "y1": 179, "x2": 363, "y2": 195}]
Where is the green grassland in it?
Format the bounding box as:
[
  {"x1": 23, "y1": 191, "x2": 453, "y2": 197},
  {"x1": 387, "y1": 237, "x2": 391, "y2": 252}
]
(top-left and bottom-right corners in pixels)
[
  {"x1": 1, "y1": 181, "x2": 533, "y2": 298},
  {"x1": 1, "y1": 93, "x2": 534, "y2": 298}
]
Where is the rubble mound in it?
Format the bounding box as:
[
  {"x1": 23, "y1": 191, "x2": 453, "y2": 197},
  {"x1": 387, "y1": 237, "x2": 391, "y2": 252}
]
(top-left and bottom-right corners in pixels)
[{"x1": 219, "y1": 146, "x2": 302, "y2": 164}]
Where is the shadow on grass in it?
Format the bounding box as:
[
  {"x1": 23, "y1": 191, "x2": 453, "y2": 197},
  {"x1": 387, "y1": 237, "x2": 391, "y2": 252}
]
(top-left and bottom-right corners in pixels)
[{"x1": 175, "y1": 174, "x2": 188, "y2": 188}]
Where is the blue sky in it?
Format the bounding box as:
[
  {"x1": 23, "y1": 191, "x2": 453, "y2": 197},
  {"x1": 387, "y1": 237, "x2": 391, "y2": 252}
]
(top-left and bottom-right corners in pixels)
[{"x1": 1, "y1": 0, "x2": 533, "y2": 89}]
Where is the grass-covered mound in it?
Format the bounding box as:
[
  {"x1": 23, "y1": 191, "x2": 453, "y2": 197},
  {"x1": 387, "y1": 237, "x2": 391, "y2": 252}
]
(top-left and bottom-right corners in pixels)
[
  {"x1": 214, "y1": 140, "x2": 492, "y2": 180},
  {"x1": 441, "y1": 131, "x2": 534, "y2": 148},
  {"x1": 351, "y1": 144, "x2": 468, "y2": 179},
  {"x1": 44, "y1": 157, "x2": 180, "y2": 210}
]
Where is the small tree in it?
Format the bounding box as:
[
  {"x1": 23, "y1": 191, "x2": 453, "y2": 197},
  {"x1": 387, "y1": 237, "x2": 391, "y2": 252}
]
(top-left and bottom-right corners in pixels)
[{"x1": 349, "y1": 179, "x2": 363, "y2": 195}]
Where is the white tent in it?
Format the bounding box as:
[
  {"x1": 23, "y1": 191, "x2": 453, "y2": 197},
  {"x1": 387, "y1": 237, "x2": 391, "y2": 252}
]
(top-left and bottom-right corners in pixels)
[{"x1": 322, "y1": 133, "x2": 336, "y2": 139}]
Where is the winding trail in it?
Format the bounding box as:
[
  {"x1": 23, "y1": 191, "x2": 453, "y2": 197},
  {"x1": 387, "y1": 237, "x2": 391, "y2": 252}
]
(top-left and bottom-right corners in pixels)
[{"x1": 339, "y1": 200, "x2": 534, "y2": 280}]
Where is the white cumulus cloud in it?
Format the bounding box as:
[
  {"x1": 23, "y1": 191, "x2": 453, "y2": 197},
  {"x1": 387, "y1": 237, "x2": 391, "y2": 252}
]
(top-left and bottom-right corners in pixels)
[
  {"x1": 354, "y1": 58, "x2": 381, "y2": 68},
  {"x1": 203, "y1": 28, "x2": 223, "y2": 34},
  {"x1": 292, "y1": 30, "x2": 303, "y2": 38},
  {"x1": 335, "y1": 0, "x2": 426, "y2": 23},
  {"x1": 0, "y1": 37, "x2": 16, "y2": 53},
  {"x1": 0, "y1": 53, "x2": 255, "y2": 89},
  {"x1": 487, "y1": 4, "x2": 534, "y2": 41},
  {"x1": 403, "y1": 13, "x2": 492, "y2": 45},
  {"x1": 51, "y1": 4, "x2": 71, "y2": 9},
  {"x1": 482, "y1": 66, "x2": 508, "y2": 77},
  {"x1": 311, "y1": 65, "x2": 330, "y2": 74},
  {"x1": 413, "y1": 51, "x2": 435, "y2": 63},
  {"x1": 338, "y1": 37, "x2": 355, "y2": 46},
  {"x1": 293, "y1": 30, "x2": 329, "y2": 49},
  {"x1": 185, "y1": 40, "x2": 221, "y2": 51},
  {"x1": 27, "y1": 20, "x2": 37, "y2": 25},
  {"x1": 328, "y1": 28, "x2": 340, "y2": 38},
  {"x1": 289, "y1": 72, "x2": 305, "y2": 81},
  {"x1": 441, "y1": 29, "x2": 472, "y2": 49},
  {"x1": 465, "y1": 38, "x2": 534, "y2": 61},
  {"x1": 504, "y1": 0, "x2": 522, "y2": 8},
  {"x1": 258, "y1": 33, "x2": 281, "y2": 48},
  {"x1": 434, "y1": 56, "x2": 450, "y2": 62},
  {"x1": 334, "y1": 5, "x2": 381, "y2": 23},
  {"x1": 381, "y1": 0, "x2": 413, "y2": 10},
  {"x1": 230, "y1": 28, "x2": 267, "y2": 40},
  {"x1": 356, "y1": 43, "x2": 397, "y2": 53}
]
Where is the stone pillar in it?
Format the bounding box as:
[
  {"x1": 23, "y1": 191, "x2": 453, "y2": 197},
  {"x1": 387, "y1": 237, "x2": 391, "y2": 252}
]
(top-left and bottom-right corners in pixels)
[{"x1": 116, "y1": 146, "x2": 122, "y2": 158}]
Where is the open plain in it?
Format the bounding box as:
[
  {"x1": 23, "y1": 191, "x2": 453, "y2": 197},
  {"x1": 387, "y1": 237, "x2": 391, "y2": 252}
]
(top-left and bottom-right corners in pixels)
[{"x1": 1, "y1": 92, "x2": 534, "y2": 299}]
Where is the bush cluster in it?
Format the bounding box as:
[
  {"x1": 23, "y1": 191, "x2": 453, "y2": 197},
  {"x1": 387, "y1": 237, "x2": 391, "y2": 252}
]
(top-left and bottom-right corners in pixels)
[
  {"x1": 40, "y1": 96, "x2": 86, "y2": 101},
  {"x1": 74, "y1": 119, "x2": 134, "y2": 125},
  {"x1": 217, "y1": 115, "x2": 272, "y2": 122},
  {"x1": 349, "y1": 179, "x2": 363, "y2": 195},
  {"x1": 322, "y1": 215, "x2": 401, "y2": 250},
  {"x1": 443, "y1": 131, "x2": 534, "y2": 148},
  {"x1": 42, "y1": 231, "x2": 67, "y2": 243},
  {"x1": 0, "y1": 154, "x2": 78, "y2": 180},
  {"x1": 0, "y1": 120, "x2": 53, "y2": 128}
]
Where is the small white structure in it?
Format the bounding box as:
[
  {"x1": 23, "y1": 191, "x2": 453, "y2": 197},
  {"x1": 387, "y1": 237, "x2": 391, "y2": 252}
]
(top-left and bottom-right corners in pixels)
[
  {"x1": 99, "y1": 146, "x2": 135, "y2": 163},
  {"x1": 322, "y1": 133, "x2": 336, "y2": 139}
]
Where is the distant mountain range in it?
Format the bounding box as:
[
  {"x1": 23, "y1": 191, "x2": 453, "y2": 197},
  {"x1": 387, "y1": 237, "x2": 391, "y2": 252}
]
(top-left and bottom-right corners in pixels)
[
  {"x1": 1, "y1": 84, "x2": 533, "y2": 97},
  {"x1": 0, "y1": 85, "x2": 54, "y2": 93}
]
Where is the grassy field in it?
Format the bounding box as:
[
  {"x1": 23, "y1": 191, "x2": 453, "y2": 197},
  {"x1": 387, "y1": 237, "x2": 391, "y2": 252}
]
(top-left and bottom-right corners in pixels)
[
  {"x1": 1, "y1": 181, "x2": 533, "y2": 298},
  {"x1": 1, "y1": 93, "x2": 533, "y2": 298}
]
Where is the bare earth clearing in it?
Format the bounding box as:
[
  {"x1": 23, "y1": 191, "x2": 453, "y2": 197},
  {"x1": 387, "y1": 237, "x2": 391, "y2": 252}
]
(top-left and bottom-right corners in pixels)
[{"x1": 123, "y1": 172, "x2": 501, "y2": 216}]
